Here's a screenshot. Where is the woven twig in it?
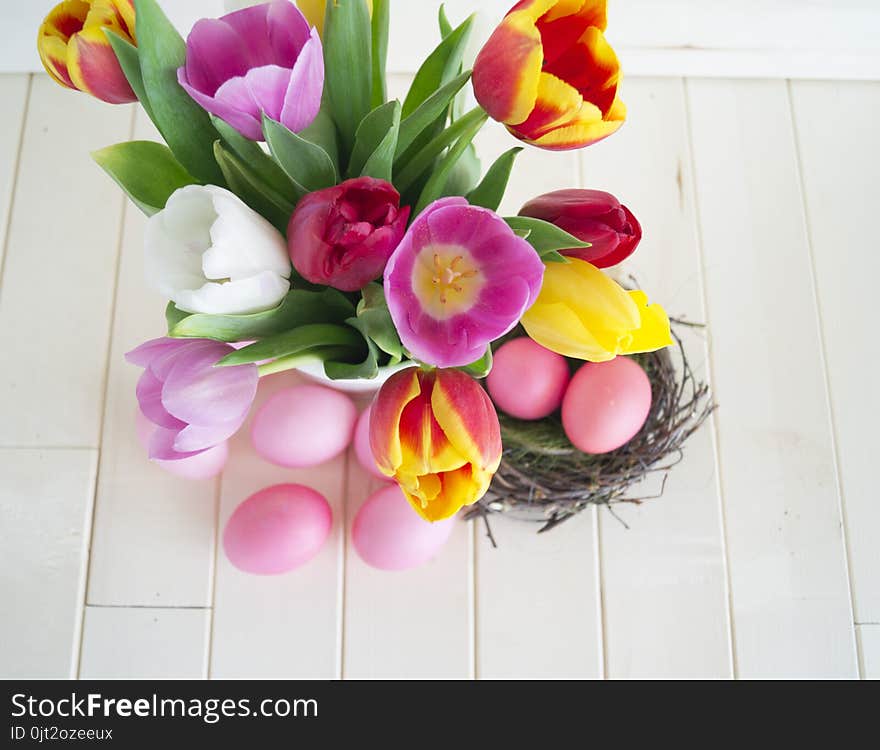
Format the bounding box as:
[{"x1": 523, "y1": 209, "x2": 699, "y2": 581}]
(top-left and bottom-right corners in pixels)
[{"x1": 465, "y1": 324, "x2": 716, "y2": 540}]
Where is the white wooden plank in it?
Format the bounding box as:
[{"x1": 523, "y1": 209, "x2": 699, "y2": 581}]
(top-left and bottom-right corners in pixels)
[
  {"x1": 859, "y1": 625, "x2": 880, "y2": 680},
  {"x1": 79, "y1": 606, "x2": 210, "y2": 679},
  {"x1": 475, "y1": 513, "x2": 603, "y2": 679},
  {"x1": 573, "y1": 78, "x2": 732, "y2": 678},
  {"x1": 210, "y1": 372, "x2": 347, "y2": 679},
  {"x1": 0, "y1": 74, "x2": 28, "y2": 279},
  {"x1": 87, "y1": 111, "x2": 218, "y2": 608},
  {"x1": 342, "y1": 462, "x2": 474, "y2": 679},
  {"x1": 469, "y1": 82, "x2": 603, "y2": 680},
  {"x1": 789, "y1": 80, "x2": 880, "y2": 629},
  {"x1": 0, "y1": 448, "x2": 97, "y2": 679},
  {"x1": 0, "y1": 75, "x2": 132, "y2": 448},
  {"x1": 687, "y1": 78, "x2": 858, "y2": 678}
]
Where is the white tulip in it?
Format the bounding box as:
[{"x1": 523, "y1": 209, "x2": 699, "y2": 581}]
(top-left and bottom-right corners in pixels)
[{"x1": 146, "y1": 185, "x2": 291, "y2": 316}]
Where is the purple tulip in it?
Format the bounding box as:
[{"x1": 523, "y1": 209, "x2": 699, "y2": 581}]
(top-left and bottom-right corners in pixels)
[
  {"x1": 126, "y1": 338, "x2": 259, "y2": 461},
  {"x1": 177, "y1": 1, "x2": 324, "y2": 141}
]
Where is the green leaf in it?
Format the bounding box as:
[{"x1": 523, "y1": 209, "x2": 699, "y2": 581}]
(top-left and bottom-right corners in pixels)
[
  {"x1": 402, "y1": 14, "x2": 474, "y2": 118},
  {"x1": 104, "y1": 30, "x2": 154, "y2": 122},
  {"x1": 263, "y1": 116, "x2": 337, "y2": 193},
  {"x1": 133, "y1": 0, "x2": 224, "y2": 185},
  {"x1": 414, "y1": 111, "x2": 488, "y2": 214},
  {"x1": 299, "y1": 100, "x2": 340, "y2": 173},
  {"x1": 323, "y1": 0, "x2": 373, "y2": 155},
  {"x1": 213, "y1": 142, "x2": 294, "y2": 233},
  {"x1": 356, "y1": 283, "x2": 403, "y2": 361},
  {"x1": 324, "y1": 318, "x2": 379, "y2": 380},
  {"x1": 504, "y1": 216, "x2": 591, "y2": 258},
  {"x1": 466, "y1": 147, "x2": 523, "y2": 211},
  {"x1": 165, "y1": 302, "x2": 189, "y2": 332},
  {"x1": 396, "y1": 106, "x2": 487, "y2": 195},
  {"x1": 211, "y1": 116, "x2": 296, "y2": 200},
  {"x1": 92, "y1": 141, "x2": 197, "y2": 215},
  {"x1": 170, "y1": 288, "x2": 355, "y2": 341},
  {"x1": 217, "y1": 324, "x2": 365, "y2": 367},
  {"x1": 442, "y1": 142, "x2": 481, "y2": 198},
  {"x1": 371, "y1": 0, "x2": 390, "y2": 108},
  {"x1": 395, "y1": 70, "x2": 470, "y2": 158},
  {"x1": 460, "y1": 347, "x2": 493, "y2": 378},
  {"x1": 347, "y1": 100, "x2": 401, "y2": 181},
  {"x1": 438, "y1": 4, "x2": 454, "y2": 38},
  {"x1": 256, "y1": 346, "x2": 355, "y2": 377}
]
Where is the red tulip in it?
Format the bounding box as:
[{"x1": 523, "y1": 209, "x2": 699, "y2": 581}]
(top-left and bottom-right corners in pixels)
[
  {"x1": 519, "y1": 189, "x2": 641, "y2": 268},
  {"x1": 288, "y1": 177, "x2": 410, "y2": 292}
]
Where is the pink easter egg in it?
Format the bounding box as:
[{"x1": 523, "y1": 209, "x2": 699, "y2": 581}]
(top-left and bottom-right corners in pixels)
[
  {"x1": 354, "y1": 405, "x2": 387, "y2": 479},
  {"x1": 135, "y1": 408, "x2": 229, "y2": 480},
  {"x1": 250, "y1": 385, "x2": 357, "y2": 468},
  {"x1": 223, "y1": 484, "x2": 332, "y2": 575},
  {"x1": 562, "y1": 357, "x2": 652, "y2": 455},
  {"x1": 487, "y1": 338, "x2": 571, "y2": 420},
  {"x1": 352, "y1": 485, "x2": 454, "y2": 571}
]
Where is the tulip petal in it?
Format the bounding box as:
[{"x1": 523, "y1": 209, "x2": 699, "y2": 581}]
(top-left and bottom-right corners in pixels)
[
  {"x1": 430, "y1": 369, "x2": 502, "y2": 471},
  {"x1": 136, "y1": 369, "x2": 186, "y2": 430},
  {"x1": 280, "y1": 29, "x2": 324, "y2": 133},
  {"x1": 179, "y1": 72, "x2": 264, "y2": 141},
  {"x1": 161, "y1": 344, "x2": 258, "y2": 427},
  {"x1": 621, "y1": 291, "x2": 674, "y2": 354},
  {"x1": 523, "y1": 99, "x2": 624, "y2": 151},
  {"x1": 545, "y1": 26, "x2": 620, "y2": 115},
  {"x1": 538, "y1": 0, "x2": 607, "y2": 66},
  {"x1": 125, "y1": 337, "x2": 192, "y2": 368},
  {"x1": 37, "y1": 33, "x2": 75, "y2": 89},
  {"x1": 512, "y1": 71, "x2": 583, "y2": 142},
  {"x1": 67, "y1": 26, "x2": 136, "y2": 103},
  {"x1": 183, "y1": 18, "x2": 252, "y2": 96},
  {"x1": 148, "y1": 426, "x2": 204, "y2": 462},
  {"x1": 266, "y1": 0, "x2": 312, "y2": 61},
  {"x1": 369, "y1": 368, "x2": 423, "y2": 475},
  {"x1": 522, "y1": 300, "x2": 615, "y2": 361},
  {"x1": 397, "y1": 386, "x2": 470, "y2": 476},
  {"x1": 243, "y1": 65, "x2": 291, "y2": 124},
  {"x1": 173, "y1": 271, "x2": 290, "y2": 316},
  {"x1": 403, "y1": 465, "x2": 480, "y2": 523},
  {"x1": 174, "y1": 419, "x2": 243, "y2": 453},
  {"x1": 472, "y1": 9, "x2": 544, "y2": 126}
]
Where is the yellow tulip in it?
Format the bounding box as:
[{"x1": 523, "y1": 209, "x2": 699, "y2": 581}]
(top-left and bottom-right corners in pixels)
[
  {"x1": 297, "y1": 0, "x2": 373, "y2": 38},
  {"x1": 521, "y1": 258, "x2": 672, "y2": 361}
]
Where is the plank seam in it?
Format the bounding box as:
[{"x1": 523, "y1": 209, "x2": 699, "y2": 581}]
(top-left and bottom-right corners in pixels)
[
  {"x1": 76, "y1": 103, "x2": 138, "y2": 676},
  {"x1": 593, "y1": 507, "x2": 608, "y2": 680},
  {"x1": 0, "y1": 74, "x2": 32, "y2": 302},
  {"x1": 682, "y1": 77, "x2": 738, "y2": 679},
  {"x1": 787, "y1": 79, "x2": 863, "y2": 678},
  {"x1": 86, "y1": 604, "x2": 211, "y2": 611},
  {"x1": 205, "y1": 473, "x2": 223, "y2": 680}
]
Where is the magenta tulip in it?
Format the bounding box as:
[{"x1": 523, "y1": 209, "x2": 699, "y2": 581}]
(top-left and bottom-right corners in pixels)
[
  {"x1": 519, "y1": 189, "x2": 642, "y2": 268},
  {"x1": 384, "y1": 198, "x2": 545, "y2": 368},
  {"x1": 288, "y1": 177, "x2": 410, "y2": 292},
  {"x1": 177, "y1": 1, "x2": 323, "y2": 141},
  {"x1": 126, "y1": 338, "x2": 258, "y2": 461}
]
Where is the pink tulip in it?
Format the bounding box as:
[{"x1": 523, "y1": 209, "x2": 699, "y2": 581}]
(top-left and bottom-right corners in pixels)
[
  {"x1": 177, "y1": 1, "x2": 324, "y2": 141},
  {"x1": 126, "y1": 338, "x2": 258, "y2": 461},
  {"x1": 384, "y1": 198, "x2": 545, "y2": 368},
  {"x1": 288, "y1": 177, "x2": 410, "y2": 292}
]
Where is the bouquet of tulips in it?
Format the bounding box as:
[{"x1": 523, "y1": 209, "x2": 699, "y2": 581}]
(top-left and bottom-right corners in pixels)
[{"x1": 39, "y1": 0, "x2": 672, "y2": 524}]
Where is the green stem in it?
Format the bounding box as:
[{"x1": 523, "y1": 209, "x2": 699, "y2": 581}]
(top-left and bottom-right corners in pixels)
[{"x1": 394, "y1": 106, "x2": 489, "y2": 194}]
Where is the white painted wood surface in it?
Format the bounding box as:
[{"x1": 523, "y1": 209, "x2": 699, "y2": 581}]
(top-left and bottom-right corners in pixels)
[
  {"x1": 1, "y1": 14, "x2": 878, "y2": 677},
  {"x1": 79, "y1": 606, "x2": 210, "y2": 679},
  {"x1": 687, "y1": 78, "x2": 858, "y2": 678},
  {"x1": 0, "y1": 75, "x2": 28, "y2": 278},
  {"x1": 789, "y1": 80, "x2": 880, "y2": 632},
  {"x1": 0, "y1": 448, "x2": 97, "y2": 678}
]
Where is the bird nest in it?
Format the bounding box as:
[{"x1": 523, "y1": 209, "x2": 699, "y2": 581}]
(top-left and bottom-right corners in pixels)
[{"x1": 466, "y1": 323, "x2": 716, "y2": 540}]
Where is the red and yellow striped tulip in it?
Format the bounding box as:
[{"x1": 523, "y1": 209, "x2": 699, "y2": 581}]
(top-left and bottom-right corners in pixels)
[
  {"x1": 370, "y1": 367, "x2": 502, "y2": 523},
  {"x1": 472, "y1": 0, "x2": 625, "y2": 151},
  {"x1": 521, "y1": 258, "x2": 672, "y2": 361},
  {"x1": 37, "y1": 0, "x2": 137, "y2": 104}
]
